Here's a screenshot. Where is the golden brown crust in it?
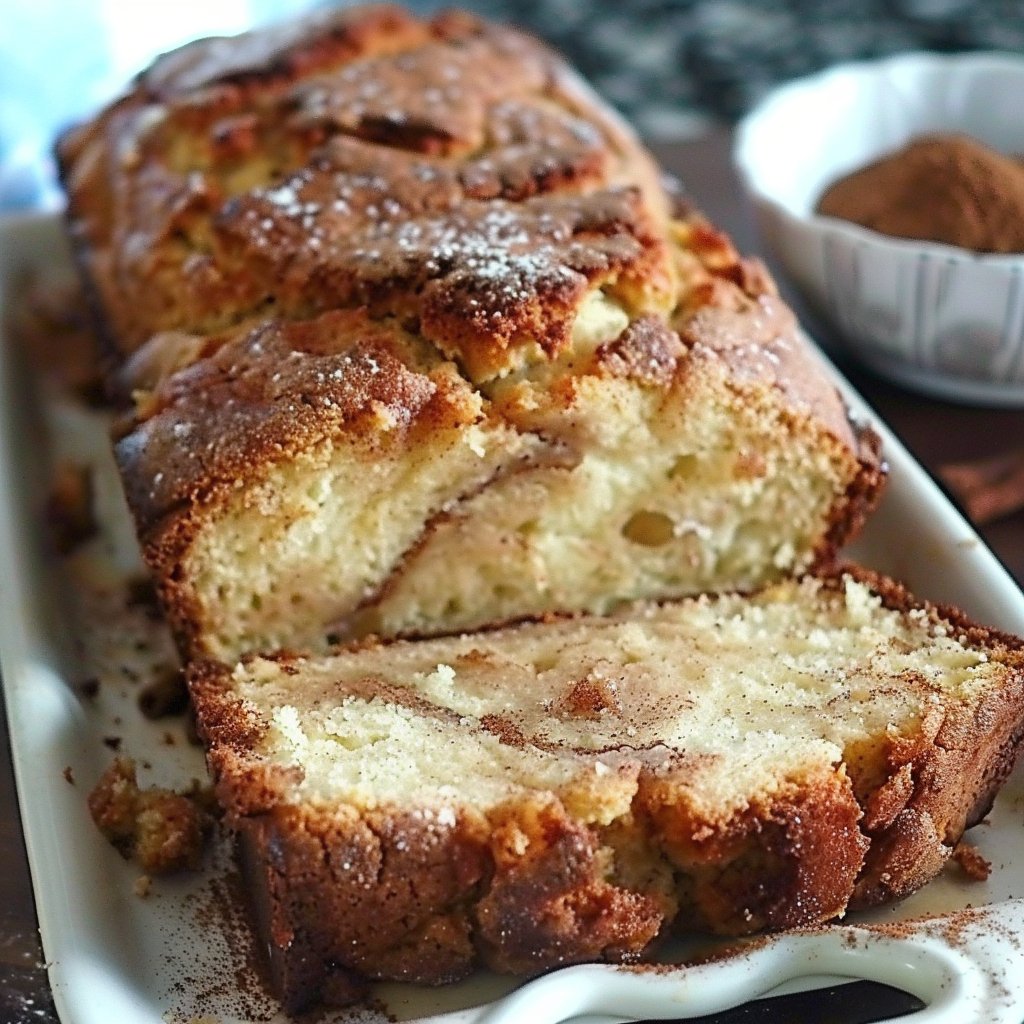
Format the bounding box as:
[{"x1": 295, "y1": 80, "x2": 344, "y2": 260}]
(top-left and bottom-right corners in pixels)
[
  {"x1": 115, "y1": 308, "x2": 477, "y2": 537},
  {"x1": 234, "y1": 799, "x2": 662, "y2": 1013},
  {"x1": 191, "y1": 658, "x2": 666, "y2": 1011},
  {"x1": 641, "y1": 769, "x2": 869, "y2": 936},
  {"x1": 850, "y1": 673, "x2": 1024, "y2": 907},
  {"x1": 817, "y1": 565, "x2": 1024, "y2": 907},
  {"x1": 57, "y1": 6, "x2": 672, "y2": 381}
]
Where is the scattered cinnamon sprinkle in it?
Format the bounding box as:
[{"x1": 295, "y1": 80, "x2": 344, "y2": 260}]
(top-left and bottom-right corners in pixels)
[
  {"x1": 559, "y1": 674, "x2": 623, "y2": 718},
  {"x1": 479, "y1": 713, "x2": 527, "y2": 747},
  {"x1": 817, "y1": 134, "x2": 1024, "y2": 254},
  {"x1": 78, "y1": 677, "x2": 100, "y2": 698},
  {"x1": 951, "y1": 840, "x2": 992, "y2": 881},
  {"x1": 939, "y1": 448, "x2": 1024, "y2": 525},
  {"x1": 87, "y1": 757, "x2": 216, "y2": 874}
]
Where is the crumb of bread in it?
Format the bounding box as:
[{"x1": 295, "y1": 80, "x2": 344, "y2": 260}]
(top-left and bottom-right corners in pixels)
[
  {"x1": 78, "y1": 677, "x2": 100, "y2": 698},
  {"x1": 138, "y1": 666, "x2": 188, "y2": 718},
  {"x1": 87, "y1": 757, "x2": 214, "y2": 874},
  {"x1": 62, "y1": 766, "x2": 74, "y2": 785},
  {"x1": 951, "y1": 841, "x2": 991, "y2": 881},
  {"x1": 9, "y1": 276, "x2": 106, "y2": 402},
  {"x1": 125, "y1": 575, "x2": 163, "y2": 620},
  {"x1": 134, "y1": 874, "x2": 152, "y2": 898},
  {"x1": 46, "y1": 460, "x2": 97, "y2": 555}
]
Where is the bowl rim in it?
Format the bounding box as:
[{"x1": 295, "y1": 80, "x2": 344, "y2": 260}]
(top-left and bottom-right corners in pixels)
[{"x1": 732, "y1": 49, "x2": 1024, "y2": 268}]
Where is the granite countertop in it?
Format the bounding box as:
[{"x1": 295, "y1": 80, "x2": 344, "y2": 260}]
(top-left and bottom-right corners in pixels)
[{"x1": 5, "y1": 0, "x2": 1024, "y2": 208}]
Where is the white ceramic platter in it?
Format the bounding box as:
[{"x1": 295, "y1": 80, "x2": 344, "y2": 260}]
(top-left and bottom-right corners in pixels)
[{"x1": 3, "y1": 213, "x2": 1024, "y2": 1024}]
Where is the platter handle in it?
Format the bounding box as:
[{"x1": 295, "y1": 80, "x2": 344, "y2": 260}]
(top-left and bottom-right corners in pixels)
[{"x1": 472, "y1": 900, "x2": 1024, "y2": 1024}]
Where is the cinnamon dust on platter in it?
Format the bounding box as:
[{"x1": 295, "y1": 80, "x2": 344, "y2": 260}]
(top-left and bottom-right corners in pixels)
[{"x1": 816, "y1": 134, "x2": 1024, "y2": 254}]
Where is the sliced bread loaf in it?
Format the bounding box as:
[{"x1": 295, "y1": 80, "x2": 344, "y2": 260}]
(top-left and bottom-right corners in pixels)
[{"x1": 57, "y1": 7, "x2": 883, "y2": 660}]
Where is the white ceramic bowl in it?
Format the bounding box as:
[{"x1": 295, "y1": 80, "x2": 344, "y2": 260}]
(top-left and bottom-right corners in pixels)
[{"x1": 734, "y1": 52, "x2": 1024, "y2": 407}]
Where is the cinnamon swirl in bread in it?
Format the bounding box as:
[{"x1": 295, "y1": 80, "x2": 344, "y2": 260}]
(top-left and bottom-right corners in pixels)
[
  {"x1": 57, "y1": 5, "x2": 883, "y2": 661},
  {"x1": 189, "y1": 570, "x2": 1024, "y2": 1011}
]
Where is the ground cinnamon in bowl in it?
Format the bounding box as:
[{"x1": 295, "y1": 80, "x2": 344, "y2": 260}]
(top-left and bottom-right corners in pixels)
[{"x1": 816, "y1": 134, "x2": 1024, "y2": 254}]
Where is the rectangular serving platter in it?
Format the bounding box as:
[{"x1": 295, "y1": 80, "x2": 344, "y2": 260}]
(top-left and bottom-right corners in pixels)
[{"x1": 3, "y1": 212, "x2": 1024, "y2": 1024}]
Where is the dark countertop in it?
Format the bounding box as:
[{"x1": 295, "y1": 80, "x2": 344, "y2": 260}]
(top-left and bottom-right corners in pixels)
[{"x1": 1, "y1": 132, "x2": 1022, "y2": 1024}]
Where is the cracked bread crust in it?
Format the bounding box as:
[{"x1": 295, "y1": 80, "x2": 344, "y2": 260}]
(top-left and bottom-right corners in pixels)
[
  {"x1": 116, "y1": 309, "x2": 487, "y2": 529},
  {"x1": 57, "y1": 5, "x2": 671, "y2": 382},
  {"x1": 188, "y1": 570, "x2": 1024, "y2": 1011}
]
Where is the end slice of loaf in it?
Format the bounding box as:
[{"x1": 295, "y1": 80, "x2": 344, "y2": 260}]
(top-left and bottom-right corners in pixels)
[
  {"x1": 189, "y1": 569, "x2": 1024, "y2": 1012},
  {"x1": 56, "y1": 6, "x2": 884, "y2": 661}
]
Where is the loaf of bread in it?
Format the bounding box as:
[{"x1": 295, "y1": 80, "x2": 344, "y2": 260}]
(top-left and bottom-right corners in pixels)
[
  {"x1": 189, "y1": 569, "x2": 1024, "y2": 1011},
  {"x1": 57, "y1": 5, "x2": 883, "y2": 661}
]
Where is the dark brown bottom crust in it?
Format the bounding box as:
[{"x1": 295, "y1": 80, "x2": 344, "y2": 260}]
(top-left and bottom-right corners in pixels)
[
  {"x1": 237, "y1": 800, "x2": 670, "y2": 1013},
  {"x1": 235, "y1": 691, "x2": 1024, "y2": 1016}
]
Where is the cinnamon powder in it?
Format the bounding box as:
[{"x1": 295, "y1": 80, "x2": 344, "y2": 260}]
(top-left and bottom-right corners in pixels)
[{"x1": 816, "y1": 134, "x2": 1024, "y2": 254}]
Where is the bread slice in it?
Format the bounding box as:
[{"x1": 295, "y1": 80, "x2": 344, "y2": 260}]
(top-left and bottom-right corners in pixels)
[
  {"x1": 189, "y1": 570, "x2": 1024, "y2": 1011},
  {"x1": 57, "y1": 7, "x2": 883, "y2": 660},
  {"x1": 114, "y1": 293, "x2": 881, "y2": 661}
]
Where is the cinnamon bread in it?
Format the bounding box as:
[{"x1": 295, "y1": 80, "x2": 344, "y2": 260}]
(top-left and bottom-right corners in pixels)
[
  {"x1": 57, "y1": 6, "x2": 883, "y2": 661},
  {"x1": 189, "y1": 569, "x2": 1024, "y2": 1011}
]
